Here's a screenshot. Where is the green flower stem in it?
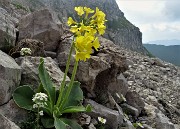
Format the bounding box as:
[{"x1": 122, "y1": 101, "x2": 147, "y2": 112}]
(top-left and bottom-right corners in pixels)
[
  {"x1": 56, "y1": 37, "x2": 75, "y2": 107},
  {"x1": 59, "y1": 60, "x2": 79, "y2": 110},
  {"x1": 36, "y1": 108, "x2": 40, "y2": 129}
]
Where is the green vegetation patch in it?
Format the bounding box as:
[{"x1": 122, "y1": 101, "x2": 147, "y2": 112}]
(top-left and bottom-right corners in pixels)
[
  {"x1": 11, "y1": 2, "x2": 28, "y2": 12},
  {"x1": 107, "y1": 17, "x2": 134, "y2": 30}
]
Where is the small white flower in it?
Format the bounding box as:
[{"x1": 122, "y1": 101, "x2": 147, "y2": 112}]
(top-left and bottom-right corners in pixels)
[
  {"x1": 39, "y1": 97, "x2": 43, "y2": 101},
  {"x1": 33, "y1": 104, "x2": 38, "y2": 109},
  {"x1": 39, "y1": 103, "x2": 44, "y2": 108},
  {"x1": 39, "y1": 110, "x2": 44, "y2": 116},
  {"x1": 20, "y1": 48, "x2": 32, "y2": 56},
  {"x1": 98, "y1": 117, "x2": 106, "y2": 124}
]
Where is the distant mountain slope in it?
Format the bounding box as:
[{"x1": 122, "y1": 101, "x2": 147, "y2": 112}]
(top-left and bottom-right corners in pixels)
[
  {"x1": 144, "y1": 44, "x2": 180, "y2": 66},
  {"x1": 146, "y1": 39, "x2": 180, "y2": 46}
]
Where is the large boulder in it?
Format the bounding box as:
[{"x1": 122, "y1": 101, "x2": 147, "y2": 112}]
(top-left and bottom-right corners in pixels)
[
  {"x1": 18, "y1": 9, "x2": 63, "y2": 51},
  {"x1": 156, "y1": 112, "x2": 177, "y2": 129},
  {"x1": 0, "y1": 7, "x2": 16, "y2": 51},
  {"x1": 125, "y1": 91, "x2": 145, "y2": 113},
  {"x1": 0, "y1": 113, "x2": 20, "y2": 129},
  {"x1": 0, "y1": 50, "x2": 21, "y2": 105},
  {"x1": 85, "y1": 99, "x2": 124, "y2": 129},
  {"x1": 0, "y1": 99, "x2": 27, "y2": 125},
  {"x1": 15, "y1": 56, "x2": 70, "y2": 90}
]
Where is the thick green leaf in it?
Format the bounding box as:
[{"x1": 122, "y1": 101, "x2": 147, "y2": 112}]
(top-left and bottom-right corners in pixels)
[
  {"x1": 54, "y1": 117, "x2": 67, "y2": 129},
  {"x1": 41, "y1": 117, "x2": 54, "y2": 128},
  {"x1": 36, "y1": 83, "x2": 44, "y2": 93},
  {"x1": 42, "y1": 102, "x2": 52, "y2": 116},
  {"x1": 62, "y1": 106, "x2": 87, "y2": 113},
  {"x1": 13, "y1": 85, "x2": 35, "y2": 110},
  {"x1": 38, "y1": 58, "x2": 56, "y2": 105},
  {"x1": 61, "y1": 118, "x2": 83, "y2": 129},
  {"x1": 63, "y1": 81, "x2": 83, "y2": 108}
]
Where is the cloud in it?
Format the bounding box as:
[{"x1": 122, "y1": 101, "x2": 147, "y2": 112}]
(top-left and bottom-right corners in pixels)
[
  {"x1": 116, "y1": 0, "x2": 180, "y2": 43},
  {"x1": 116, "y1": 0, "x2": 165, "y2": 23},
  {"x1": 163, "y1": 1, "x2": 180, "y2": 21},
  {"x1": 140, "y1": 22, "x2": 180, "y2": 42}
]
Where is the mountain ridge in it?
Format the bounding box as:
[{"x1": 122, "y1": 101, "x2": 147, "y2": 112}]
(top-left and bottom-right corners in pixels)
[
  {"x1": 144, "y1": 44, "x2": 180, "y2": 66},
  {"x1": 145, "y1": 39, "x2": 180, "y2": 46},
  {"x1": 1, "y1": 0, "x2": 149, "y2": 54}
]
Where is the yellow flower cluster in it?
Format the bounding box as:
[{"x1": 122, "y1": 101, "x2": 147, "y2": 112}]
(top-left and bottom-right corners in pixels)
[{"x1": 67, "y1": 6, "x2": 106, "y2": 61}]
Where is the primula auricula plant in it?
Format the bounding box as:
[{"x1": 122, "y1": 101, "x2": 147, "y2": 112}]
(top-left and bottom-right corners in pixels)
[
  {"x1": 67, "y1": 6, "x2": 106, "y2": 61},
  {"x1": 13, "y1": 6, "x2": 106, "y2": 129}
]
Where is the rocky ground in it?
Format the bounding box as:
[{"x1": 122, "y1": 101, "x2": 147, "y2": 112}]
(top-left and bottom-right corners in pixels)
[
  {"x1": 0, "y1": 1, "x2": 179, "y2": 129},
  {"x1": 120, "y1": 45, "x2": 180, "y2": 126}
]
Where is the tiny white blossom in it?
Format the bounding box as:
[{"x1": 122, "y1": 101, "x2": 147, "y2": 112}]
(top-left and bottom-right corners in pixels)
[
  {"x1": 40, "y1": 97, "x2": 43, "y2": 101},
  {"x1": 39, "y1": 103, "x2": 44, "y2": 108},
  {"x1": 33, "y1": 104, "x2": 38, "y2": 109},
  {"x1": 98, "y1": 117, "x2": 106, "y2": 124},
  {"x1": 39, "y1": 110, "x2": 44, "y2": 116},
  {"x1": 20, "y1": 48, "x2": 32, "y2": 56}
]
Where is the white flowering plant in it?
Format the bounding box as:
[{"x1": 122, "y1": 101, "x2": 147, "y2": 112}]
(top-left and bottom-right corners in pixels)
[
  {"x1": 20, "y1": 47, "x2": 32, "y2": 56},
  {"x1": 95, "y1": 117, "x2": 106, "y2": 129}
]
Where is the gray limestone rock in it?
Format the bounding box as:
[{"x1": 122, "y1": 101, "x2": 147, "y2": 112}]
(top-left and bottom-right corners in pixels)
[
  {"x1": 141, "y1": 124, "x2": 154, "y2": 129},
  {"x1": 18, "y1": 9, "x2": 63, "y2": 51},
  {"x1": 156, "y1": 113, "x2": 176, "y2": 129},
  {"x1": 0, "y1": 99, "x2": 27, "y2": 125},
  {"x1": 0, "y1": 113, "x2": 20, "y2": 129},
  {"x1": 121, "y1": 103, "x2": 139, "y2": 117},
  {"x1": 125, "y1": 91, "x2": 145, "y2": 114},
  {"x1": 0, "y1": 50, "x2": 21, "y2": 105},
  {"x1": 15, "y1": 56, "x2": 69, "y2": 90},
  {"x1": 120, "y1": 120, "x2": 135, "y2": 129},
  {"x1": 88, "y1": 123, "x2": 96, "y2": 129},
  {"x1": 0, "y1": 7, "x2": 16, "y2": 51},
  {"x1": 85, "y1": 99, "x2": 124, "y2": 129}
]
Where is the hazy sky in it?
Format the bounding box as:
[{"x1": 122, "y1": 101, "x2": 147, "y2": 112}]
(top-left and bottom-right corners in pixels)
[{"x1": 116, "y1": 0, "x2": 180, "y2": 43}]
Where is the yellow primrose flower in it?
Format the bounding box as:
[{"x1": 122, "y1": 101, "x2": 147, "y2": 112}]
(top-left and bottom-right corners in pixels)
[
  {"x1": 97, "y1": 24, "x2": 106, "y2": 35},
  {"x1": 78, "y1": 23, "x2": 87, "y2": 33},
  {"x1": 92, "y1": 8, "x2": 106, "y2": 29},
  {"x1": 67, "y1": 6, "x2": 106, "y2": 61},
  {"x1": 96, "y1": 14, "x2": 105, "y2": 23},
  {"x1": 74, "y1": 34, "x2": 95, "y2": 61},
  {"x1": 75, "y1": 36, "x2": 86, "y2": 51},
  {"x1": 75, "y1": 7, "x2": 84, "y2": 16},
  {"x1": 92, "y1": 37, "x2": 100, "y2": 51},
  {"x1": 75, "y1": 50, "x2": 91, "y2": 61},
  {"x1": 67, "y1": 17, "x2": 76, "y2": 26},
  {"x1": 75, "y1": 35, "x2": 93, "y2": 51},
  {"x1": 87, "y1": 27, "x2": 97, "y2": 35},
  {"x1": 70, "y1": 25, "x2": 81, "y2": 36},
  {"x1": 84, "y1": 7, "x2": 94, "y2": 18},
  {"x1": 84, "y1": 32, "x2": 94, "y2": 41},
  {"x1": 93, "y1": 7, "x2": 106, "y2": 21}
]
